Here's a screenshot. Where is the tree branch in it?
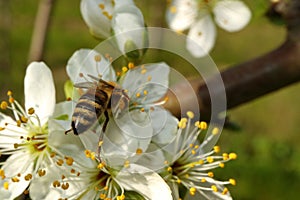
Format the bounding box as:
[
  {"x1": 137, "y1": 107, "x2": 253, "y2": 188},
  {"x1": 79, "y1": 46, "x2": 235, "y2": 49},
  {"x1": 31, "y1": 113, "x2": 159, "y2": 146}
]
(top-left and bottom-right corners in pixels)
[
  {"x1": 164, "y1": 0, "x2": 300, "y2": 121},
  {"x1": 27, "y1": 0, "x2": 55, "y2": 63}
]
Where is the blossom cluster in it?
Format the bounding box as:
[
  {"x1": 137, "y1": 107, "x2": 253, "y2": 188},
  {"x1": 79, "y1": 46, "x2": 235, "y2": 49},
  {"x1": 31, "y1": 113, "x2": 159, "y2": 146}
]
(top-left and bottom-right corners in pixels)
[{"x1": 0, "y1": 0, "x2": 251, "y2": 199}]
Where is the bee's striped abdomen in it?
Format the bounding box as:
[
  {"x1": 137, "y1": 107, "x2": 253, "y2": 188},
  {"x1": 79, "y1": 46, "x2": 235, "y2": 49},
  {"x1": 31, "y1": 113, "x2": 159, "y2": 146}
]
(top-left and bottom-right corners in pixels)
[{"x1": 72, "y1": 88, "x2": 109, "y2": 135}]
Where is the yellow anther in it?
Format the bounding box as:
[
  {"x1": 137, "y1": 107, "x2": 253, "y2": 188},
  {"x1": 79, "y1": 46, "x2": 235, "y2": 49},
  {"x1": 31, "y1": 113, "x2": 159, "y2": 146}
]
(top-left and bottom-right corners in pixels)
[
  {"x1": 8, "y1": 97, "x2": 14, "y2": 103},
  {"x1": 0, "y1": 127, "x2": 5, "y2": 131},
  {"x1": 140, "y1": 107, "x2": 145, "y2": 112},
  {"x1": 94, "y1": 55, "x2": 102, "y2": 62},
  {"x1": 102, "y1": 11, "x2": 112, "y2": 20},
  {"x1": 211, "y1": 185, "x2": 218, "y2": 192},
  {"x1": 65, "y1": 156, "x2": 74, "y2": 166},
  {"x1": 0, "y1": 169, "x2": 5, "y2": 179},
  {"x1": 187, "y1": 111, "x2": 194, "y2": 119},
  {"x1": 167, "y1": 166, "x2": 172, "y2": 172},
  {"x1": 201, "y1": 178, "x2": 206, "y2": 182},
  {"x1": 199, "y1": 121, "x2": 207, "y2": 130},
  {"x1": 222, "y1": 153, "x2": 229, "y2": 160},
  {"x1": 7, "y1": 90, "x2": 12, "y2": 96},
  {"x1": 14, "y1": 143, "x2": 19, "y2": 149},
  {"x1": 141, "y1": 69, "x2": 147, "y2": 74},
  {"x1": 191, "y1": 150, "x2": 196, "y2": 155},
  {"x1": 90, "y1": 152, "x2": 96, "y2": 160},
  {"x1": 222, "y1": 187, "x2": 229, "y2": 195},
  {"x1": 143, "y1": 90, "x2": 148, "y2": 95},
  {"x1": 3, "y1": 182, "x2": 9, "y2": 190},
  {"x1": 38, "y1": 169, "x2": 46, "y2": 177},
  {"x1": 0, "y1": 101, "x2": 8, "y2": 109},
  {"x1": 117, "y1": 194, "x2": 125, "y2": 200},
  {"x1": 24, "y1": 173, "x2": 33, "y2": 181},
  {"x1": 98, "y1": 3, "x2": 105, "y2": 10},
  {"x1": 53, "y1": 180, "x2": 60, "y2": 187},
  {"x1": 213, "y1": 146, "x2": 220, "y2": 153},
  {"x1": 16, "y1": 120, "x2": 21, "y2": 127},
  {"x1": 147, "y1": 75, "x2": 152, "y2": 81},
  {"x1": 116, "y1": 71, "x2": 121, "y2": 77},
  {"x1": 207, "y1": 171, "x2": 214, "y2": 178},
  {"x1": 50, "y1": 152, "x2": 56, "y2": 158},
  {"x1": 122, "y1": 66, "x2": 128, "y2": 73},
  {"x1": 85, "y1": 149, "x2": 91, "y2": 158},
  {"x1": 128, "y1": 62, "x2": 135, "y2": 69},
  {"x1": 98, "y1": 140, "x2": 104, "y2": 147},
  {"x1": 206, "y1": 156, "x2": 214, "y2": 163},
  {"x1": 136, "y1": 92, "x2": 141, "y2": 98},
  {"x1": 21, "y1": 116, "x2": 28, "y2": 123},
  {"x1": 124, "y1": 160, "x2": 130, "y2": 168},
  {"x1": 61, "y1": 182, "x2": 69, "y2": 190},
  {"x1": 164, "y1": 160, "x2": 169, "y2": 165},
  {"x1": 136, "y1": 148, "x2": 143, "y2": 155},
  {"x1": 28, "y1": 107, "x2": 35, "y2": 115},
  {"x1": 11, "y1": 177, "x2": 20, "y2": 182},
  {"x1": 178, "y1": 118, "x2": 187, "y2": 129},
  {"x1": 229, "y1": 153, "x2": 237, "y2": 160},
  {"x1": 194, "y1": 145, "x2": 199, "y2": 149},
  {"x1": 198, "y1": 159, "x2": 204, "y2": 165},
  {"x1": 219, "y1": 162, "x2": 225, "y2": 168},
  {"x1": 62, "y1": 174, "x2": 66, "y2": 180},
  {"x1": 99, "y1": 193, "x2": 106, "y2": 199},
  {"x1": 56, "y1": 159, "x2": 64, "y2": 166},
  {"x1": 176, "y1": 179, "x2": 181, "y2": 184},
  {"x1": 229, "y1": 178, "x2": 236, "y2": 186},
  {"x1": 170, "y1": 5, "x2": 177, "y2": 13},
  {"x1": 23, "y1": 190, "x2": 29, "y2": 195},
  {"x1": 97, "y1": 163, "x2": 105, "y2": 169},
  {"x1": 212, "y1": 127, "x2": 219, "y2": 135},
  {"x1": 189, "y1": 187, "x2": 196, "y2": 196},
  {"x1": 70, "y1": 169, "x2": 76, "y2": 174}
]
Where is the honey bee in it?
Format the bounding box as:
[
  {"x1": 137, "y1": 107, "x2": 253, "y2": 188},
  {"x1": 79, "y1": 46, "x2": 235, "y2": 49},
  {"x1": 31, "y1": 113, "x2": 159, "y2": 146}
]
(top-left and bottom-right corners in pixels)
[{"x1": 65, "y1": 75, "x2": 130, "y2": 143}]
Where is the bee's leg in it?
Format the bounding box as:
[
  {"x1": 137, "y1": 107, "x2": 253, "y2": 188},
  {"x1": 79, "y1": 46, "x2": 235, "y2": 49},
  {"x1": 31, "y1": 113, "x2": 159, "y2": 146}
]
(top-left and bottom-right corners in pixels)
[{"x1": 98, "y1": 110, "x2": 109, "y2": 162}]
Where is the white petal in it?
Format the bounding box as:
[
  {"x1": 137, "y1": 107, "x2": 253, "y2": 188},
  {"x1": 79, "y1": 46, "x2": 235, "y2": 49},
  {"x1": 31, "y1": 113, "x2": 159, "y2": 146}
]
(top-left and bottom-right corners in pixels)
[
  {"x1": 24, "y1": 62, "x2": 55, "y2": 125},
  {"x1": 1, "y1": 152, "x2": 34, "y2": 199},
  {"x1": 150, "y1": 108, "x2": 178, "y2": 146},
  {"x1": 103, "y1": 110, "x2": 153, "y2": 165},
  {"x1": 116, "y1": 164, "x2": 172, "y2": 200},
  {"x1": 135, "y1": 143, "x2": 167, "y2": 171},
  {"x1": 112, "y1": 5, "x2": 147, "y2": 54},
  {"x1": 80, "y1": 0, "x2": 113, "y2": 38},
  {"x1": 166, "y1": 0, "x2": 198, "y2": 31},
  {"x1": 121, "y1": 62, "x2": 170, "y2": 104},
  {"x1": 0, "y1": 113, "x2": 23, "y2": 148},
  {"x1": 213, "y1": 0, "x2": 251, "y2": 32},
  {"x1": 186, "y1": 16, "x2": 217, "y2": 57},
  {"x1": 66, "y1": 49, "x2": 116, "y2": 84}
]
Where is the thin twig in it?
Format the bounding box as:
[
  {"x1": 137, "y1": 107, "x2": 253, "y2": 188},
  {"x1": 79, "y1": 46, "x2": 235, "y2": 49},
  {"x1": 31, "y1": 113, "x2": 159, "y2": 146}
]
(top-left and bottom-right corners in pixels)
[{"x1": 27, "y1": 0, "x2": 56, "y2": 63}]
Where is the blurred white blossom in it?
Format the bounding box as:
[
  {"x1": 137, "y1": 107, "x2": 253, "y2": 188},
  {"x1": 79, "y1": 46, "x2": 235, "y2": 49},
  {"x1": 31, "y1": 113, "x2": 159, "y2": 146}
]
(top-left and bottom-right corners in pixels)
[
  {"x1": 80, "y1": 0, "x2": 148, "y2": 59},
  {"x1": 166, "y1": 0, "x2": 252, "y2": 57}
]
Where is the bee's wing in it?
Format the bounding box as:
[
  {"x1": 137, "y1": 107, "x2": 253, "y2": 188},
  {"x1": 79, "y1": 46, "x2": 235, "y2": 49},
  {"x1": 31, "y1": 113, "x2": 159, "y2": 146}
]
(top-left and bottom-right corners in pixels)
[{"x1": 73, "y1": 82, "x2": 96, "y2": 89}]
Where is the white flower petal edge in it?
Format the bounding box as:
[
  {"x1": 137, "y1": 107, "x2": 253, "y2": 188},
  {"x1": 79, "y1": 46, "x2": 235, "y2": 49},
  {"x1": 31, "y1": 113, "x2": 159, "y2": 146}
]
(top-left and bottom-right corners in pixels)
[
  {"x1": 116, "y1": 164, "x2": 172, "y2": 200},
  {"x1": 213, "y1": 0, "x2": 251, "y2": 32},
  {"x1": 166, "y1": 0, "x2": 198, "y2": 31},
  {"x1": 112, "y1": 5, "x2": 147, "y2": 55},
  {"x1": 0, "y1": 152, "x2": 34, "y2": 199},
  {"x1": 186, "y1": 15, "x2": 217, "y2": 57},
  {"x1": 66, "y1": 49, "x2": 116, "y2": 84},
  {"x1": 24, "y1": 62, "x2": 55, "y2": 125},
  {"x1": 80, "y1": 0, "x2": 113, "y2": 38}
]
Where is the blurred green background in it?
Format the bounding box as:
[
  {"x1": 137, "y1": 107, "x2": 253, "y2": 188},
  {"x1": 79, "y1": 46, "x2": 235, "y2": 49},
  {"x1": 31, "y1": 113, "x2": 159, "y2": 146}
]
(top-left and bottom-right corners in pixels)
[{"x1": 1, "y1": 0, "x2": 300, "y2": 199}]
